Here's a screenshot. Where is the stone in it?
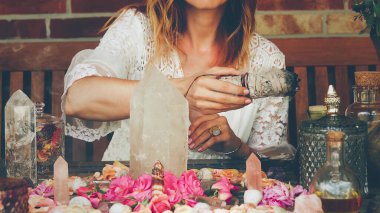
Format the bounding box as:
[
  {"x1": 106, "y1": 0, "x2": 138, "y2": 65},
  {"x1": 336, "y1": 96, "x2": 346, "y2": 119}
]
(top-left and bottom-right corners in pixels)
[
  {"x1": 293, "y1": 194, "x2": 323, "y2": 213},
  {"x1": 54, "y1": 156, "x2": 69, "y2": 205},
  {"x1": 129, "y1": 65, "x2": 189, "y2": 178},
  {"x1": 5, "y1": 90, "x2": 37, "y2": 184},
  {"x1": 246, "y1": 153, "x2": 262, "y2": 191}
]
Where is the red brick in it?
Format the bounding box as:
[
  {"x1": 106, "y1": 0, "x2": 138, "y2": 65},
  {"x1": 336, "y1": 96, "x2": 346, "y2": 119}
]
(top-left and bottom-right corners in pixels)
[
  {"x1": 50, "y1": 18, "x2": 108, "y2": 38},
  {"x1": 0, "y1": 0, "x2": 66, "y2": 14},
  {"x1": 72, "y1": 0, "x2": 140, "y2": 13},
  {"x1": 257, "y1": 0, "x2": 344, "y2": 10},
  {"x1": 0, "y1": 20, "x2": 46, "y2": 39}
]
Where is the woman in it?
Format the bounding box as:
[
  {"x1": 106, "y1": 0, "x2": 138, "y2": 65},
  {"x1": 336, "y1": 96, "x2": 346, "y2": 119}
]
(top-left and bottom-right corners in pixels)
[{"x1": 63, "y1": 0, "x2": 294, "y2": 161}]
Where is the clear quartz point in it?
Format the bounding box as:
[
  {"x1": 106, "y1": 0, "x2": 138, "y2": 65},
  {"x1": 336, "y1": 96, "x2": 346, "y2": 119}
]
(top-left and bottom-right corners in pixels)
[
  {"x1": 5, "y1": 90, "x2": 37, "y2": 184},
  {"x1": 129, "y1": 65, "x2": 189, "y2": 178}
]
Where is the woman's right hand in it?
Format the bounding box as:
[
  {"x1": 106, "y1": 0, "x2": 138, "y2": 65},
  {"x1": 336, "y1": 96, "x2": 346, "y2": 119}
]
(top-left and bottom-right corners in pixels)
[{"x1": 176, "y1": 67, "x2": 252, "y2": 115}]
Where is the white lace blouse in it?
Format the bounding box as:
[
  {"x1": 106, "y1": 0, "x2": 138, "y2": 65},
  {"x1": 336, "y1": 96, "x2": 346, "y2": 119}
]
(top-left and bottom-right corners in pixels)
[{"x1": 62, "y1": 9, "x2": 295, "y2": 161}]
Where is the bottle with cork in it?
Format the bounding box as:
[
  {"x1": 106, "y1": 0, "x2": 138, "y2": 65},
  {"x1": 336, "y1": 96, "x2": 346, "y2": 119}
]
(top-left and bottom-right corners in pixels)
[{"x1": 309, "y1": 131, "x2": 361, "y2": 213}]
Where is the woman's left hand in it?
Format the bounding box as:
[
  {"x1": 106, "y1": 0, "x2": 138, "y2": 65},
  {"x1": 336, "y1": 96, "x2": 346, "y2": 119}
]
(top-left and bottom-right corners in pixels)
[{"x1": 188, "y1": 114, "x2": 242, "y2": 153}]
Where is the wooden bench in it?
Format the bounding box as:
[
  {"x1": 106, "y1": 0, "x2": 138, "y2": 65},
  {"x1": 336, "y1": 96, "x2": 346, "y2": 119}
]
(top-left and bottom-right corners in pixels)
[{"x1": 0, "y1": 37, "x2": 379, "y2": 161}]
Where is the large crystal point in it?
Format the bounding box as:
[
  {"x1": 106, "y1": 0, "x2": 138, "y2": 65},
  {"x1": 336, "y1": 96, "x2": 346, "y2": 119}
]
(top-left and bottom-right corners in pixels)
[
  {"x1": 54, "y1": 156, "x2": 69, "y2": 205},
  {"x1": 130, "y1": 65, "x2": 189, "y2": 178},
  {"x1": 5, "y1": 90, "x2": 37, "y2": 184}
]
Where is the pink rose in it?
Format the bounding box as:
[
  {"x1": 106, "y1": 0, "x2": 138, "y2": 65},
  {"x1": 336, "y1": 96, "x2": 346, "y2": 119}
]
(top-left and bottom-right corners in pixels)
[
  {"x1": 31, "y1": 182, "x2": 54, "y2": 198},
  {"x1": 211, "y1": 177, "x2": 237, "y2": 202},
  {"x1": 131, "y1": 174, "x2": 152, "y2": 202},
  {"x1": 149, "y1": 194, "x2": 171, "y2": 213},
  {"x1": 178, "y1": 170, "x2": 204, "y2": 207},
  {"x1": 122, "y1": 197, "x2": 138, "y2": 207},
  {"x1": 291, "y1": 185, "x2": 308, "y2": 198},
  {"x1": 88, "y1": 192, "x2": 103, "y2": 208},
  {"x1": 164, "y1": 171, "x2": 182, "y2": 206},
  {"x1": 260, "y1": 181, "x2": 293, "y2": 208},
  {"x1": 105, "y1": 176, "x2": 135, "y2": 202},
  {"x1": 76, "y1": 186, "x2": 92, "y2": 197},
  {"x1": 178, "y1": 170, "x2": 204, "y2": 198}
]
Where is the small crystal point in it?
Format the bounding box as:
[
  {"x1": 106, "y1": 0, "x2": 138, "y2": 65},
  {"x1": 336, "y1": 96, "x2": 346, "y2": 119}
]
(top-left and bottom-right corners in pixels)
[
  {"x1": 327, "y1": 85, "x2": 337, "y2": 97},
  {"x1": 54, "y1": 156, "x2": 69, "y2": 205},
  {"x1": 246, "y1": 153, "x2": 262, "y2": 191}
]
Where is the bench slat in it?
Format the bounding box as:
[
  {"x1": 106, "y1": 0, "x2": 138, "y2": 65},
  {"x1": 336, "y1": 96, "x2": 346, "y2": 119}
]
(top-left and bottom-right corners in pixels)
[
  {"x1": 314, "y1": 66, "x2": 329, "y2": 105},
  {"x1": 31, "y1": 72, "x2": 45, "y2": 102}
]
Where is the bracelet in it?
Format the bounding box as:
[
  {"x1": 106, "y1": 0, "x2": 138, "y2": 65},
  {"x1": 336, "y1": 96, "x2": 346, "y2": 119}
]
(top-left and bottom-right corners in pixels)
[
  {"x1": 184, "y1": 74, "x2": 217, "y2": 97},
  {"x1": 223, "y1": 142, "x2": 243, "y2": 155}
]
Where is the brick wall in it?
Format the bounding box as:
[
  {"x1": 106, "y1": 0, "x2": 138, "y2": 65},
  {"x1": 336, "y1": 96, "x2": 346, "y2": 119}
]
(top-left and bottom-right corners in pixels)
[{"x1": 0, "y1": 0, "x2": 367, "y2": 42}]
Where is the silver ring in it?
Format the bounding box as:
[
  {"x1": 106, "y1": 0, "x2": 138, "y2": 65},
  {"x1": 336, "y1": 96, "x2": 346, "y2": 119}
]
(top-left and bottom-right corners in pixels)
[{"x1": 209, "y1": 126, "x2": 221, "y2": 136}]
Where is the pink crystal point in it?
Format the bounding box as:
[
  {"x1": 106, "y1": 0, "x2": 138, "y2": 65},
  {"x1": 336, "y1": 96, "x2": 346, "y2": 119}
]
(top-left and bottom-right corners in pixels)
[
  {"x1": 53, "y1": 156, "x2": 69, "y2": 205},
  {"x1": 246, "y1": 153, "x2": 262, "y2": 191}
]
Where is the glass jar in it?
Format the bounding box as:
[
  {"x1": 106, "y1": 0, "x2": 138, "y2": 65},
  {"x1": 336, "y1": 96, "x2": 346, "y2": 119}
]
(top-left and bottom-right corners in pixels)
[
  {"x1": 36, "y1": 102, "x2": 64, "y2": 176},
  {"x1": 299, "y1": 85, "x2": 368, "y2": 195},
  {"x1": 345, "y1": 86, "x2": 380, "y2": 176},
  {"x1": 309, "y1": 131, "x2": 361, "y2": 213}
]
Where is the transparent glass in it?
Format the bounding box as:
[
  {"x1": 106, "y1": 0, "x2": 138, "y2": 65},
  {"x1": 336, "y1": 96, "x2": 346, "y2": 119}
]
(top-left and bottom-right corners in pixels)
[
  {"x1": 345, "y1": 86, "x2": 380, "y2": 172},
  {"x1": 309, "y1": 132, "x2": 361, "y2": 213},
  {"x1": 36, "y1": 102, "x2": 64, "y2": 176}
]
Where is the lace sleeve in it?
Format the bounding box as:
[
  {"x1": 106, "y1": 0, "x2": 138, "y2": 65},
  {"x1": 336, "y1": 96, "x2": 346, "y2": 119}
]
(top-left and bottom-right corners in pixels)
[
  {"x1": 246, "y1": 35, "x2": 295, "y2": 159},
  {"x1": 62, "y1": 9, "x2": 143, "y2": 142}
]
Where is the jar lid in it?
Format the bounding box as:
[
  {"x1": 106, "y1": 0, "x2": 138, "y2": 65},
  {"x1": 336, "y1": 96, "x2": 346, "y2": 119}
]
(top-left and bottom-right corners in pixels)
[
  {"x1": 300, "y1": 115, "x2": 367, "y2": 134},
  {"x1": 355, "y1": 71, "x2": 380, "y2": 87}
]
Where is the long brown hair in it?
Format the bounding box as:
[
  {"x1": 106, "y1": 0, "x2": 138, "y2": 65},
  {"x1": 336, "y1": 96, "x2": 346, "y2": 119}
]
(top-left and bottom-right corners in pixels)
[{"x1": 101, "y1": 0, "x2": 257, "y2": 67}]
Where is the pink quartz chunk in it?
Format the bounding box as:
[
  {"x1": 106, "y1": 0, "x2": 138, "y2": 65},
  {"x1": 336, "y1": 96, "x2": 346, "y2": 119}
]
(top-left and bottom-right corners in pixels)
[
  {"x1": 294, "y1": 194, "x2": 323, "y2": 213},
  {"x1": 53, "y1": 156, "x2": 69, "y2": 205},
  {"x1": 246, "y1": 153, "x2": 262, "y2": 191}
]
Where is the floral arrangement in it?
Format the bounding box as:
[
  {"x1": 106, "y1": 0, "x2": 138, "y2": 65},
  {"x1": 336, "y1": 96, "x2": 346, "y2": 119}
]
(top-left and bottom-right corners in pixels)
[
  {"x1": 353, "y1": 0, "x2": 380, "y2": 35},
  {"x1": 28, "y1": 161, "x2": 318, "y2": 213}
]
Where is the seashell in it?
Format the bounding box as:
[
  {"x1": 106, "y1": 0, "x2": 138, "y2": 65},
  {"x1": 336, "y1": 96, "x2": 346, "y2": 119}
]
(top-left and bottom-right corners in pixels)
[
  {"x1": 244, "y1": 189, "x2": 263, "y2": 206},
  {"x1": 109, "y1": 203, "x2": 132, "y2": 213},
  {"x1": 192, "y1": 202, "x2": 212, "y2": 213},
  {"x1": 173, "y1": 205, "x2": 194, "y2": 213},
  {"x1": 69, "y1": 196, "x2": 92, "y2": 207},
  {"x1": 197, "y1": 168, "x2": 213, "y2": 180}
]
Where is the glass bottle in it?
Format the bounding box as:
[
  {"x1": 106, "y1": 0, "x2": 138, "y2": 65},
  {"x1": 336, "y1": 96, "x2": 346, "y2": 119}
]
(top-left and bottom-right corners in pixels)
[
  {"x1": 346, "y1": 85, "x2": 380, "y2": 176},
  {"x1": 309, "y1": 131, "x2": 361, "y2": 213},
  {"x1": 299, "y1": 85, "x2": 368, "y2": 195},
  {"x1": 35, "y1": 102, "x2": 64, "y2": 176}
]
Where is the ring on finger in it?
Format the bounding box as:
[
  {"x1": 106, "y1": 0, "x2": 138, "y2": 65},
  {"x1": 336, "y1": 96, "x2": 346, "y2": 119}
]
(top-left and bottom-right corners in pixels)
[{"x1": 209, "y1": 126, "x2": 222, "y2": 137}]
